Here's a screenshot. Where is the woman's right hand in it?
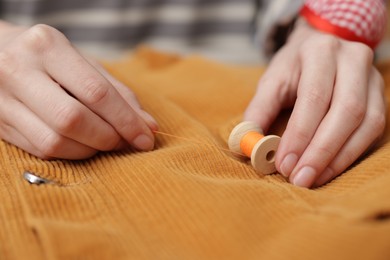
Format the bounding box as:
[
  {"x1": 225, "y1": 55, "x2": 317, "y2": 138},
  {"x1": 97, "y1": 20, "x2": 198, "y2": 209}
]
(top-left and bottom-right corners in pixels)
[{"x1": 0, "y1": 23, "x2": 157, "y2": 159}]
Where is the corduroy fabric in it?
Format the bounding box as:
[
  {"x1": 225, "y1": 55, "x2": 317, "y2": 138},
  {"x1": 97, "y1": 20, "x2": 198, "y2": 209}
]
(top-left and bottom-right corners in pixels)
[{"x1": 1, "y1": 47, "x2": 390, "y2": 260}]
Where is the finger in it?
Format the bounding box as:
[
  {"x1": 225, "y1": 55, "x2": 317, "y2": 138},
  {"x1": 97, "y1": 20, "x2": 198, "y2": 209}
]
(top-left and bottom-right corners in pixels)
[
  {"x1": 313, "y1": 69, "x2": 385, "y2": 187},
  {"x1": 42, "y1": 41, "x2": 155, "y2": 150},
  {"x1": 276, "y1": 42, "x2": 337, "y2": 178},
  {"x1": 1, "y1": 99, "x2": 97, "y2": 159},
  {"x1": 0, "y1": 93, "x2": 39, "y2": 155},
  {"x1": 0, "y1": 121, "x2": 43, "y2": 158},
  {"x1": 98, "y1": 68, "x2": 159, "y2": 131},
  {"x1": 289, "y1": 45, "x2": 372, "y2": 188},
  {"x1": 11, "y1": 71, "x2": 122, "y2": 151},
  {"x1": 244, "y1": 48, "x2": 300, "y2": 132}
]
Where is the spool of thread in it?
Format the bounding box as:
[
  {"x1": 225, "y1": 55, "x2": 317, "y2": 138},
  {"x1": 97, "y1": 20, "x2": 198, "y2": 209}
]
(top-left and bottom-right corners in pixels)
[{"x1": 228, "y1": 121, "x2": 280, "y2": 175}]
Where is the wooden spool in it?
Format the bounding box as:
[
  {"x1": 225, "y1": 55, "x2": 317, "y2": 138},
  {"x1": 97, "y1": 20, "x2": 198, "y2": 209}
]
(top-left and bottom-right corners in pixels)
[{"x1": 228, "y1": 121, "x2": 280, "y2": 175}]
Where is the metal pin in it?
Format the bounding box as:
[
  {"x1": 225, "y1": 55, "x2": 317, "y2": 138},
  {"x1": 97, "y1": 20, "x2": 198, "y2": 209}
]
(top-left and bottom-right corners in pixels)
[{"x1": 23, "y1": 171, "x2": 56, "y2": 185}]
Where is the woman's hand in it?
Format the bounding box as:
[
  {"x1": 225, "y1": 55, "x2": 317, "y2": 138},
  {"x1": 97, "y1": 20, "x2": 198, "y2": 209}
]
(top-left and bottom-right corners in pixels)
[
  {"x1": 244, "y1": 19, "x2": 386, "y2": 188},
  {"x1": 0, "y1": 22, "x2": 157, "y2": 160}
]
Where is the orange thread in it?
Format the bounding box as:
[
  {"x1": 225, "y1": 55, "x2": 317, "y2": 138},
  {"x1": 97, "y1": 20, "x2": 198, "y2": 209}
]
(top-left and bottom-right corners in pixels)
[
  {"x1": 152, "y1": 130, "x2": 245, "y2": 156},
  {"x1": 240, "y1": 131, "x2": 264, "y2": 157}
]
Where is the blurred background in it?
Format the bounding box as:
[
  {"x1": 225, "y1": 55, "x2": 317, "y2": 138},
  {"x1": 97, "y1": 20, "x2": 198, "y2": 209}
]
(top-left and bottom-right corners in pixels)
[{"x1": 377, "y1": 4, "x2": 390, "y2": 62}]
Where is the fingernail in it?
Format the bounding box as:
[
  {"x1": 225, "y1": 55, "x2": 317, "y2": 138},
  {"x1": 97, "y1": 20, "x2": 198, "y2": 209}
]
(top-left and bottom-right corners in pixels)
[
  {"x1": 280, "y1": 153, "x2": 298, "y2": 177},
  {"x1": 141, "y1": 111, "x2": 158, "y2": 131},
  {"x1": 132, "y1": 134, "x2": 154, "y2": 151},
  {"x1": 293, "y1": 166, "x2": 317, "y2": 188}
]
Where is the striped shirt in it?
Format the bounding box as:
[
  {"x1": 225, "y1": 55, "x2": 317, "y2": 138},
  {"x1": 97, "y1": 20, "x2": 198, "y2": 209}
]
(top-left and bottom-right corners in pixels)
[
  {"x1": 0, "y1": 1, "x2": 386, "y2": 63},
  {"x1": 0, "y1": 0, "x2": 304, "y2": 63}
]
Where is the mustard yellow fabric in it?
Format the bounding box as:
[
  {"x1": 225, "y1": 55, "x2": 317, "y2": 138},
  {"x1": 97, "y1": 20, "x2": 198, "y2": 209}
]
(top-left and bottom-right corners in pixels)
[{"x1": 1, "y1": 47, "x2": 390, "y2": 260}]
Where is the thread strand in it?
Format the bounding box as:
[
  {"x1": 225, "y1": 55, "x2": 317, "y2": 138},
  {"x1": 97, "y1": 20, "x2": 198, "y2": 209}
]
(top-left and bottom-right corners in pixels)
[
  {"x1": 153, "y1": 130, "x2": 245, "y2": 156},
  {"x1": 240, "y1": 131, "x2": 264, "y2": 157}
]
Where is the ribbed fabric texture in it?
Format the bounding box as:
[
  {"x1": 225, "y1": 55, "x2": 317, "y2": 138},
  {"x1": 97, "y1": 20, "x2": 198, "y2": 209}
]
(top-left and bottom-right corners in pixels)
[{"x1": 1, "y1": 47, "x2": 390, "y2": 259}]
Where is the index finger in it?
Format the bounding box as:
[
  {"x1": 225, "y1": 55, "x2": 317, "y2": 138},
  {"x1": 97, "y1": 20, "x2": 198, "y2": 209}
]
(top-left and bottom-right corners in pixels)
[
  {"x1": 244, "y1": 47, "x2": 300, "y2": 132},
  {"x1": 276, "y1": 42, "x2": 337, "y2": 177},
  {"x1": 43, "y1": 40, "x2": 154, "y2": 151}
]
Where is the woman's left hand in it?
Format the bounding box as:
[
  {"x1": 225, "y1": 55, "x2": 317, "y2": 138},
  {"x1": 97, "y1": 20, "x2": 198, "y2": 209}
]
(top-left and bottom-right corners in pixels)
[{"x1": 244, "y1": 19, "x2": 386, "y2": 188}]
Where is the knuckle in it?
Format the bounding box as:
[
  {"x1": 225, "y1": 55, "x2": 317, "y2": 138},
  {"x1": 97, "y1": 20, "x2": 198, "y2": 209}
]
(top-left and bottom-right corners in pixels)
[
  {"x1": 291, "y1": 126, "x2": 312, "y2": 145},
  {"x1": 302, "y1": 34, "x2": 340, "y2": 55},
  {"x1": 367, "y1": 110, "x2": 386, "y2": 134},
  {"x1": 0, "y1": 51, "x2": 17, "y2": 80},
  {"x1": 23, "y1": 24, "x2": 63, "y2": 52},
  {"x1": 340, "y1": 98, "x2": 366, "y2": 123},
  {"x1": 115, "y1": 113, "x2": 140, "y2": 135},
  {"x1": 260, "y1": 75, "x2": 288, "y2": 90},
  {"x1": 342, "y1": 149, "x2": 359, "y2": 165},
  {"x1": 348, "y1": 42, "x2": 374, "y2": 63},
  {"x1": 259, "y1": 75, "x2": 277, "y2": 87},
  {"x1": 259, "y1": 75, "x2": 295, "y2": 103},
  {"x1": 53, "y1": 104, "x2": 83, "y2": 133},
  {"x1": 38, "y1": 132, "x2": 64, "y2": 158},
  {"x1": 82, "y1": 78, "x2": 110, "y2": 105},
  {"x1": 320, "y1": 35, "x2": 341, "y2": 51},
  {"x1": 101, "y1": 135, "x2": 122, "y2": 151},
  {"x1": 313, "y1": 144, "x2": 334, "y2": 162},
  {"x1": 303, "y1": 89, "x2": 328, "y2": 107}
]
